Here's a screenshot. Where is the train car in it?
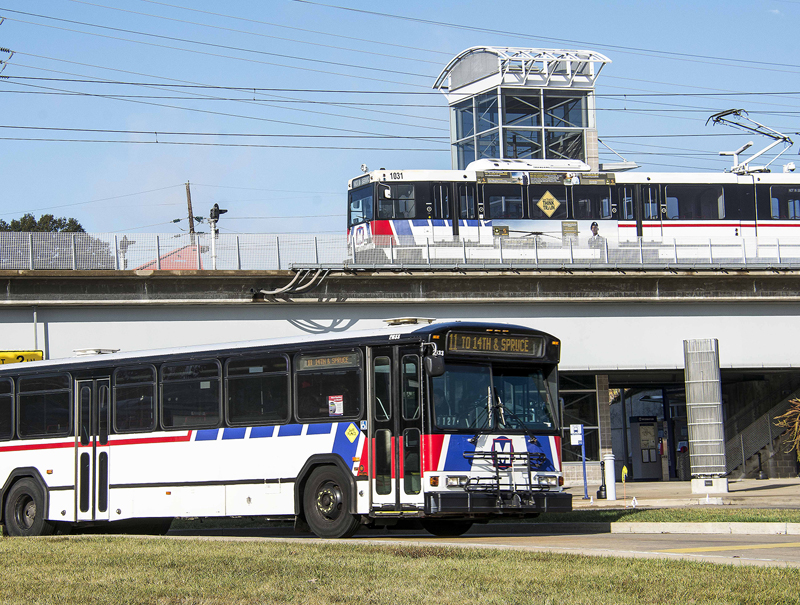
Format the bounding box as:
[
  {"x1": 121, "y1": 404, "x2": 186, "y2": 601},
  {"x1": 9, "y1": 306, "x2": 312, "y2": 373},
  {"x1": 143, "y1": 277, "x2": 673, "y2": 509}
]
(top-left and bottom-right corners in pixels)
[{"x1": 348, "y1": 159, "x2": 800, "y2": 249}]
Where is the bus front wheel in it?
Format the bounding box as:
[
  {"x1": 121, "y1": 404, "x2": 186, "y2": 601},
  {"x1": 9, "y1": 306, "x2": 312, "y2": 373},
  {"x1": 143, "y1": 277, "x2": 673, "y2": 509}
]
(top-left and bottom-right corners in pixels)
[
  {"x1": 4, "y1": 478, "x2": 56, "y2": 537},
  {"x1": 303, "y1": 467, "x2": 360, "y2": 539}
]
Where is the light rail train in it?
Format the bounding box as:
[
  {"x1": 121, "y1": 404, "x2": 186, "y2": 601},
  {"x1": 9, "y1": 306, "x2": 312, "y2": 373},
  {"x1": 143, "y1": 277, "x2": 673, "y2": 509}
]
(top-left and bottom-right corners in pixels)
[{"x1": 348, "y1": 159, "x2": 800, "y2": 248}]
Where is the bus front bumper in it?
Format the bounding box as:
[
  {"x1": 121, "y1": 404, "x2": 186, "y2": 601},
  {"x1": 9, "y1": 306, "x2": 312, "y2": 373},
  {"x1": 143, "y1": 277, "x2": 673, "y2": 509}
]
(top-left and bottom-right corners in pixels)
[{"x1": 425, "y1": 490, "x2": 572, "y2": 516}]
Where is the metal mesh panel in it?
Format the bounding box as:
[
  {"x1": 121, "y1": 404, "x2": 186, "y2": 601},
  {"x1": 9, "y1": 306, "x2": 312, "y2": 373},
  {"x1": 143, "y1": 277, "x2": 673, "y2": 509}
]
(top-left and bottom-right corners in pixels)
[
  {"x1": 3, "y1": 233, "x2": 800, "y2": 271},
  {"x1": 684, "y1": 339, "x2": 727, "y2": 477}
]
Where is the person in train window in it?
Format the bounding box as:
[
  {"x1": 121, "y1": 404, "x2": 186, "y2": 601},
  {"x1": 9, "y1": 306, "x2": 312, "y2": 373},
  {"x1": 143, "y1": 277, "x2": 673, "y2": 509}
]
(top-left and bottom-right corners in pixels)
[{"x1": 588, "y1": 221, "x2": 604, "y2": 248}]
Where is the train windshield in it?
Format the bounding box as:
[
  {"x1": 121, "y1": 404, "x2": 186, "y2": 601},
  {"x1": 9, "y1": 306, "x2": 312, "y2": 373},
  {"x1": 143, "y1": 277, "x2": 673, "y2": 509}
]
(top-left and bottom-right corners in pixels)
[
  {"x1": 348, "y1": 185, "x2": 374, "y2": 227},
  {"x1": 432, "y1": 361, "x2": 556, "y2": 432}
]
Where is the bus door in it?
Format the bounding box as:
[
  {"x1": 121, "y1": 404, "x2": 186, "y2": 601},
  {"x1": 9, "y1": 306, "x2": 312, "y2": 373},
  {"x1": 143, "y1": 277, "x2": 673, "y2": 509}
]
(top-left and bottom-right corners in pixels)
[
  {"x1": 369, "y1": 347, "x2": 425, "y2": 514},
  {"x1": 75, "y1": 378, "x2": 111, "y2": 522}
]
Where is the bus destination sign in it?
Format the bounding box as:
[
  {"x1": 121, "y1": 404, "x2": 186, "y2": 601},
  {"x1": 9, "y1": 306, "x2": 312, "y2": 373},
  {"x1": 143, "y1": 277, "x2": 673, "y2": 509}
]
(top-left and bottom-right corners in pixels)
[
  {"x1": 446, "y1": 333, "x2": 544, "y2": 357},
  {"x1": 0, "y1": 351, "x2": 43, "y2": 364}
]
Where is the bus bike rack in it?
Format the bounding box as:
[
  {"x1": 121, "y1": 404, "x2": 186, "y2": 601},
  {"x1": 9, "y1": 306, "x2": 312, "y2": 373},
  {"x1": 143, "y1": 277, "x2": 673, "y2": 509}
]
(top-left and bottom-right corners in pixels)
[{"x1": 462, "y1": 449, "x2": 552, "y2": 507}]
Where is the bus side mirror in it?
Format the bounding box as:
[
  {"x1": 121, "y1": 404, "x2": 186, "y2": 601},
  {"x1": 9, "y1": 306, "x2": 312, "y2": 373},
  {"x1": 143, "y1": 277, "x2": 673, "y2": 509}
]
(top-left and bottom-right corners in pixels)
[
  {"x1": 379, "y1": 184, "x2": 391, "y2": 199},
  {"x1": 424, "y1": 356, "x2": 445, "y2": 377}
]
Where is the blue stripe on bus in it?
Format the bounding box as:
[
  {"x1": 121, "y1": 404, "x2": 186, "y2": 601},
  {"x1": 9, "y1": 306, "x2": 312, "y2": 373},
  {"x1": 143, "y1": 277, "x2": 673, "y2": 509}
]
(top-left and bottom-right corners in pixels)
[
  {"x1": 527, "y1": 436, "x2": 556, "y2": 472},
  {"x1": 195, "y1": 429, "x2": 219, "y2": 441},
  {"x1": 222, "y1": 428, "x2": 246, "y2": 440},
  {"x1": 250, "y1": 426, "x2": 275, "y2": 439},
  {"x1": 306, "y1": 423, "x2": 332, "y2": 435},
  {"x1": 278, "y1": 424, "x2": 303, "y2": 437},
  {"x1": 443, "y1": 435, "x2": 474, "y2": 471},
  {"x1": 331, "y1": 422, "x2": 360, "y2": 463}
]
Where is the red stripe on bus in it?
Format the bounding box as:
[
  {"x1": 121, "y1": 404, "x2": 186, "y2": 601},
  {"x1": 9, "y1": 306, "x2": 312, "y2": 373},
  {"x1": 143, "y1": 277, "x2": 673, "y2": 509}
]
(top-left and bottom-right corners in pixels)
[
  {"x1": 0, "y1": 432, "x2": 193, "y2": 453},
  {"x1": 422, "y1": 434, "x2": 445, "y2": 473},
  {"x1": 0, "y1": 441, "x2": 75, "y2": 453}
]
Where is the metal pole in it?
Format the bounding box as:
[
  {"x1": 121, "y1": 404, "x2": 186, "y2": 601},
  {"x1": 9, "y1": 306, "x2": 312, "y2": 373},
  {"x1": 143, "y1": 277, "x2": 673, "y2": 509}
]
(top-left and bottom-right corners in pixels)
[
  {"x1": 236, "y1": 236, "x2": 242, "y2": 270},
  {"x1": 638, "y1": 237, "x2": 644, "y2": 265},
  {"x1": 314, "y1": 236, "x2": 319, "y2": 266},
  {"x1": 32, "y1": 306, "x2": 38, "y2": 351},
  {"x1": 461, "y1": 237, "x2": 466, "y2": 263},
  {"x1": 426, "y1": 237, "x2": 431, "y2": 267},
  {"x1": 673, "y1": 238, "x2": 678, "y2": 264},
  {"x1": 498, "y1": 236, "x2": 503, "y2": 264},
  {"x1": 155, "y1": 236, "x2": 161, "y2": 270},
  {"x1": 28, "y1": 233, "x2": 33, "y2": 270},
  {"x1": 581, "y1": 424, "x2": 589, "y2": 500},
  {"x1": 210, "y1": 219, "x2": 217, "y2": 270},
  {"x1": 275, "y1": 235, "x2": 281, "y2": 270},
  {"x1": 604, "y1": 238, "x2": 609, "y2": 264},
  {"x1": 569, "y1": 238, "x2": 574, "y2": 264},
  {"x1": 534, "y1": 236, "x2": 539, "y2": 265},
  {"x1": 709, "y1": 238, "x2": 713, "y2": 263},
  {"x1": 777, "y1": 238, "x2": 782, "y2": 264},
  {"x1": 197, "y1": 236, "x2": 202, "y2": 270},
  {"x1": 71, "y1": 233, "x2": 77, "y2": 270},
  {"x1": 114, "y1": 235, "x2": 120, "y2": 270}
]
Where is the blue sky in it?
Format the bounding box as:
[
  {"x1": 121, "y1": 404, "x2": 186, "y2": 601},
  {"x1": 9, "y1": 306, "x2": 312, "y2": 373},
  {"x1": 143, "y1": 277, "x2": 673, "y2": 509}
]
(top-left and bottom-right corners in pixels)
[{"x1": 0, "y1": 0, "x2": 798, "y2": 233}]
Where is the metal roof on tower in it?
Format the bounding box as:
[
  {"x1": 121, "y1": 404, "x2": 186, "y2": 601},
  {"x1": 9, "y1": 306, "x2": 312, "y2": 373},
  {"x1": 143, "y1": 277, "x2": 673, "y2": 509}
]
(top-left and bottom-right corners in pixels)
[{"x1": 433, "y1": 46, "x2": 611, "y2": 94}]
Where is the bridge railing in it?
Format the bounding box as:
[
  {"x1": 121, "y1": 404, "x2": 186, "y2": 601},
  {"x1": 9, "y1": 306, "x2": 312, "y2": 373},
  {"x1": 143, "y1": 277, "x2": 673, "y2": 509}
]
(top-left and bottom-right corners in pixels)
[{"x1": 2, "y1": 231, "x2": 800, "y2": 271}]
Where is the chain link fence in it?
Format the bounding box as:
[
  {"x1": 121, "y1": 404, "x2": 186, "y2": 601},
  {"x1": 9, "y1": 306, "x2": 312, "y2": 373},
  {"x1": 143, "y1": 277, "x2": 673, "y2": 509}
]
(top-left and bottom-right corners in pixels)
[{"x1": 2, "y1": 231, "x2": 800, "y2": 271}]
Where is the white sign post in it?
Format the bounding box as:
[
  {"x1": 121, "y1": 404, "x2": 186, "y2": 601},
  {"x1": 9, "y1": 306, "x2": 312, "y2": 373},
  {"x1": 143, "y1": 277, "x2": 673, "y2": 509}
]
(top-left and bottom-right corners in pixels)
[{"x1": 571, "y1": 424, "x2": 588, "y2": 500}]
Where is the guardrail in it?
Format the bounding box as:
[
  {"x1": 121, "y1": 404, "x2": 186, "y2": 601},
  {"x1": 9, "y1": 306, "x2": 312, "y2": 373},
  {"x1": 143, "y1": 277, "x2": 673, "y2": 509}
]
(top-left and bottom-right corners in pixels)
[{"x1": 2, "y1": 232, "x2": 800, "y2": 271}]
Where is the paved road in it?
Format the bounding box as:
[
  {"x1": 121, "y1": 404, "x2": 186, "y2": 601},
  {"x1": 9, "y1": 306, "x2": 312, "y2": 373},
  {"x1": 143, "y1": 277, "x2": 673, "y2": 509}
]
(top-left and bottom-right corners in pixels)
[{"x1": 169, "y1": 524, "x2": 800, "y2": 568}]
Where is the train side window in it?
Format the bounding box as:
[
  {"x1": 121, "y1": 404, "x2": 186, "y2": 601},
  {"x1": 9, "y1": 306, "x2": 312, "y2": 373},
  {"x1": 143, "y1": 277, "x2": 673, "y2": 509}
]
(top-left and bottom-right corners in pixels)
[
  {"x1": 484, "y1": 184, "x2": 524, "y2": 219},
  {"x1": 114, "y1": 365, "x2": 157, "y2": 433},
  {"x1": 161, "y1": 360, "x2": 221, "y2": 430},
  {"x1": 723, "y1": 184, "x2": 754, "y2": 220},
  {"x1": 528, "y1": 185, "x2": 567, "y2": 219},
  {"x1": 619, "y1": 186, "x2": 635, "y2": 220},
  {"x1": 378, "y1": 184, "x2": 416, "y2": 220},
  {"x1": 770, "y1": 186, "x2": 800, "y2": 219},
  {"x1": 664, "y1": 185, "x2": 724, "y2": 220},
  {"x1": 572, "y1": 185, "x2": 613, "y2": 220},
  {"x1": 458, "y1": 184, "x2": 477, "y2": 219},
  {"x1": 17, "y1": 373, "x2": 71, "y2": 439},
  {"x1": 642, "y1": 186, "x2": 659, "y2": 220},
  {"x1": 225, "y1": 355, "x2": 290, "y2": 426},
  {"x1": 295, "y1": 351, "x2": 362, "y2": 422},
  {"x1": 0, "y1": 378, "x2": 13, "y2": 441}
]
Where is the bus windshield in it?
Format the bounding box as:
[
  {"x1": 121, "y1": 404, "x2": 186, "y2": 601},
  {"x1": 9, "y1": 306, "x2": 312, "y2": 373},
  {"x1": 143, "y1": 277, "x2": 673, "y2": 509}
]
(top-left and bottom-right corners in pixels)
[
  {"x1": 348, "y1": 185, "x2": 373, "y2": 227},
  {"x1": 432, "y1": 362, "x2": 556, "y2": 432}
]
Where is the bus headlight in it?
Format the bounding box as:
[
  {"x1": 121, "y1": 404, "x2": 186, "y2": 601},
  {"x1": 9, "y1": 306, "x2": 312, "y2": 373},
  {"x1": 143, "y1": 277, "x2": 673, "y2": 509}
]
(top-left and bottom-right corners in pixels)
[
  {"x1": 446, "y1": 475, "x2": 469, "y2": 487},
  {"x1": 537, "y1": 475, "x2": 558, "y2": 487}
]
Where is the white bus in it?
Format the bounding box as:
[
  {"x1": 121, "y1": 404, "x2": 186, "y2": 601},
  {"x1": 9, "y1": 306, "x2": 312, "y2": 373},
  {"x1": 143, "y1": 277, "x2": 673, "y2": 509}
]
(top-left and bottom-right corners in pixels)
[{"x1": 0, "y1": 320, "x2": 570, "y2": 539}]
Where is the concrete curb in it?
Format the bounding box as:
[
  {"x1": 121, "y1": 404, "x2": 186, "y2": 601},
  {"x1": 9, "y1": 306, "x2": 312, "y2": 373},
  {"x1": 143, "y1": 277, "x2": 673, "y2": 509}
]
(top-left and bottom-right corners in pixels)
[{"x1": 610, "y1": 522, "x2": 800, "y2": 535}]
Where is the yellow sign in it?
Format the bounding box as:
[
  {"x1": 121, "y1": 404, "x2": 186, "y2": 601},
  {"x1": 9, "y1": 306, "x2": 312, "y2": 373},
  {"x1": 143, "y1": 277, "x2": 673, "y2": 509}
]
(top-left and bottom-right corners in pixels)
[
  {"x1": 536, "y1": 191, "x2": 561, "y2": 217},
  {"x1": 345, "y1": 423, "x2": 359, "y2": 443},
  {"x1": 0, "y1": 351, "x2": 43, "y2": 364},
  {"x1": 621, "y1": 465, "x2": 629, "y2": 483}
]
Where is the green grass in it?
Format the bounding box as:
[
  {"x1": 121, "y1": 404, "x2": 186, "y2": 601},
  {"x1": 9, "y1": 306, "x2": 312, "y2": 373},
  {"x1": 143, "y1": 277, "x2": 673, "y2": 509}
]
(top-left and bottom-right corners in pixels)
[
  {"x1": 0, "y1": 537, "x2": 798, "y2": 605},
  {"x1": 531, "y1": 508, "x2": 800, "y2": 524}
]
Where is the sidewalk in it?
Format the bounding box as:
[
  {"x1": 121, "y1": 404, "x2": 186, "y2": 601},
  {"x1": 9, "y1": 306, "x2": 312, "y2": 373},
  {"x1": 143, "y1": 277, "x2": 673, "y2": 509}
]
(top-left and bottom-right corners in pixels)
[{"x1": 566, "y1": 478, "x2": 800, "y2": 509}]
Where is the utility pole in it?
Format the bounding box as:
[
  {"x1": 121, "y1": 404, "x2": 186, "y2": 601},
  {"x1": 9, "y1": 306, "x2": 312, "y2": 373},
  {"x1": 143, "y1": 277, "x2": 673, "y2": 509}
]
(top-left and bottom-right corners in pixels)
[{"x1": 185, "y1": 181, "x2": 195, "y2": 236}]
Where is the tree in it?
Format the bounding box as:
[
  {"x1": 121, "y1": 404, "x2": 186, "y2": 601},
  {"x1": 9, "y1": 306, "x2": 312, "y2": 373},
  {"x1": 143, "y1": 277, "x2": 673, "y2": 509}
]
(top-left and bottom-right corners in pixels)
[
  {"x1": 775, "y1": 398, "x2": 800, "y2": 463},
  {"x1": 0, "y1": 213, "x2": 84, "y2": 232}
]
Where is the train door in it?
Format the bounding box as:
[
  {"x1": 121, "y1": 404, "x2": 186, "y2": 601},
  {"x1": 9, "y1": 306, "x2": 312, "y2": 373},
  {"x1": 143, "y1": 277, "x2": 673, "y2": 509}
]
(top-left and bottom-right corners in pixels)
[
  {"x1": 369, "y1": 347, "x2": 425, "y2": 514},
  {"x1": 456, "y1": 183, "x2": 481, "y2": 242},
  {"x1": 75, "y1": 378, "x2": 111, "y2": 522},
  {"x1": 639, "y1": 185, "x2": 663, "y2": 240}
]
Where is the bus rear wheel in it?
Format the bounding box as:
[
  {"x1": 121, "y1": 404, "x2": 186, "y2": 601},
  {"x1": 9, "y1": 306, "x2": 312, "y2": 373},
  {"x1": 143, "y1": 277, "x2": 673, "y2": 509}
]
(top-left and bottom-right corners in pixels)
[
  {"x1": 421, "y1": 519, "x2": 473, "y2": 537},
  {"x1": 303, "y1": 467, "x2": 360, "y2": 539},
  {"x1": 4, "y1": 478, "x2": 56, "y2": 537}
]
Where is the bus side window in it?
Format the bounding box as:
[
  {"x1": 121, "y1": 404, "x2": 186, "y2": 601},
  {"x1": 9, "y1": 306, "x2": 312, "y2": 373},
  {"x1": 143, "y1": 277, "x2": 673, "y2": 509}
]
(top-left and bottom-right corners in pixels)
[
  {"x1": 17, "y1": 374, "x2": 71, "y2": 439},
  {"x1": 0, "y1": 378, "x2": 13, "y2": 441},
  {"x1": 571, "y1": 185, "x2": 613, "y2": 220},
  {"x1": 161, "y1": 360, "x2": 221, "y2": 430},
  {"x1": 114, "y1": 366, "x2": 157, "y2": 433},
  {"x1": 528, "y1": 185, "x2": 567, "y2": 219},
  {"x1": 295, "y1": 351, "x2": 362, "y2": 422},
  {"x1": 226, "y1": 355, "x2": 290, "y2": 426}
]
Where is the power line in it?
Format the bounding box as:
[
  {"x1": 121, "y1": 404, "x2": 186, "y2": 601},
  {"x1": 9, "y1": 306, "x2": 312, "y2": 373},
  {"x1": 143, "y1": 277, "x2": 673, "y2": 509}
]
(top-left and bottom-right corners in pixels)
[
  {"x1": 66, "y1": 0, "x2": 444, "y2": 66},
  {"x1": 0, "y1": 8, "x2": 435, "y2": 81},
  {"x1": 292, "y1": 0, "x2": 800, "y2": 74}
]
